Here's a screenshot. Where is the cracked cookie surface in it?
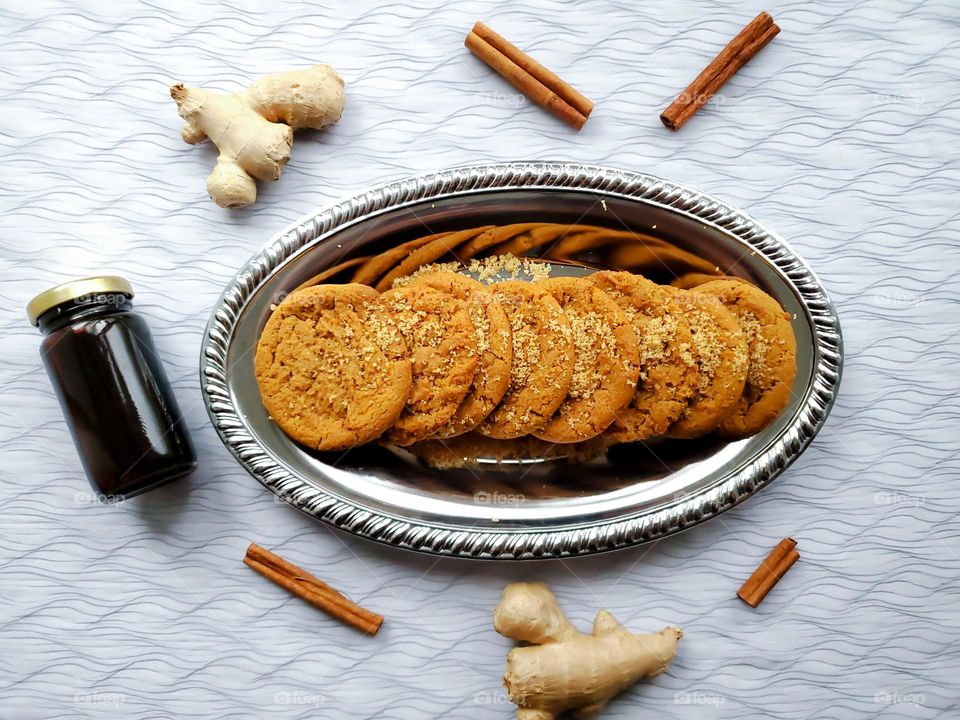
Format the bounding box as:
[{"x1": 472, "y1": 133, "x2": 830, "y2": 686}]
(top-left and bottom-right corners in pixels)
[
  {"x1": 533, "y1": 277, "x2": 641, "y2": 444},
  {"x1": 665, "y1": 286, "x2": 749, "y2": 439},
  {"x1": 695, "y1": 279, "x2": 797, "y2": 438},
  {"x1": 255, "y1": 284, "x2": 411, "y2": 451},
  {"x1": 476, "y1": 280, "x2": 574, "y2": 440},
  {"x1": 592, "y1": 271, "x2": 700, "y2": 442},
  {"x1": 405, "y1": 271, "x2": 513, "y2": 439},
  {"x1": 379, "y1": 283, "x2": 479, "y2": 446}
]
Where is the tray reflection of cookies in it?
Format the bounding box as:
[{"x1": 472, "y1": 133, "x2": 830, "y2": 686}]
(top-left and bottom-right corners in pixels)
[{"x1": 254, "y1": 223, "x2": 798, "y2": 468}]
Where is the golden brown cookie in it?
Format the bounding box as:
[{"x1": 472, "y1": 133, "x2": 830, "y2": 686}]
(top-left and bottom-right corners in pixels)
[
  {"x1": 532, "y1": 277, "x2": 641, "y2": 443},
  {"x1": 695, "y1": 279, "x2": 798, "y2": 438},
  {"x1": 476, "y1": 281, "x2": 575, "y2": 439},
  {"x1": 407, "y1": 271, "x2": 513, "y2": 438},
  {"x1": 591, "y1": 271, "x2": 701, "y2": 442},
  {"x1": 409, "y1": 432, "x2": 607, "y2": 470},
  {"x1": 255, "y1": 284, "x2": 411, "y2": 451},
  {"x1": 665, "y1": 287, "x2": 749, "y2": 439},
  {"x1": 379, "y1": 283, "x2": 479, "y2": 446}
]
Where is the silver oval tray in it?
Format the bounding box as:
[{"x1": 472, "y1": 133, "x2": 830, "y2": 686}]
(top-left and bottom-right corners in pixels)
[{"x1": 201, "y1": 162, "x2": 842, "y2": 559}]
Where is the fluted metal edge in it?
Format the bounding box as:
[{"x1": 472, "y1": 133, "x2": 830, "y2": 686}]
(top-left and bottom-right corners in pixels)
[{"x1": 200, "y1": 162, "x2": 843, "y2": 559}]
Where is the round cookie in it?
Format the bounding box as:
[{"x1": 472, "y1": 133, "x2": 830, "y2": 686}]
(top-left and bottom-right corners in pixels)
[
  {"x1": 591, "y1": 271, "x2": 700, "y2": 442},
  {"x1": 476, "y1": 281, "x2": 575, "y2": 440},
  {"x1": 694, "y1": 279, "x2": 798, "y2": 438},
  {"x1": 533, "y1": 277, "x2": 641, "y2": 444},
  {"x1": 407, "y1": 271, "x2": 513, "y2": 438},
  {"x1": 665, "y1": 287, "x2": 749, "y2": 439},
  {"x1": 255, "y1": 284, "x2": 411, "y2": 451},
  {"x1": 379, "y1": 283, "x2": 479, "y2": 446}
]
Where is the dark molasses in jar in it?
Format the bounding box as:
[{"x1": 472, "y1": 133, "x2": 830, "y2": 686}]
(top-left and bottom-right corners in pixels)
[{"x1": 27, "y1": 276, "x2": 197, "y2": 501}]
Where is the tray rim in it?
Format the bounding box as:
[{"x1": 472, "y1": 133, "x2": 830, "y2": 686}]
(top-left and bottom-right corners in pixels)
[{"x1": 200, "y1": 162, "x2": 844, "y2": 559}]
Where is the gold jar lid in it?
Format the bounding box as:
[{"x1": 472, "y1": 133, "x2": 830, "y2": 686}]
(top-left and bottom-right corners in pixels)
[{"x1": 27, "y1": 276, "x2": 134, "y2": 326}]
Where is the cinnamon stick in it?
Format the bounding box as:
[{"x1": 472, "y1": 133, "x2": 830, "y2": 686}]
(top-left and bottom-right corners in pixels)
[
  {"x1": 661, "y1": 11, "x2": 780, "y2": 131},
  {"x1": 471, "y1": 22, "x2": 594, "y2": 118},
  {"x1": 244, "y1": 543, "x2": 383, "y2": 634},
  {"x1": 737, "y1": 537, "x2": 799, "y2": 607},
  {"x1": 465, "y1": 22, "x2": 591, "y2": 130}
]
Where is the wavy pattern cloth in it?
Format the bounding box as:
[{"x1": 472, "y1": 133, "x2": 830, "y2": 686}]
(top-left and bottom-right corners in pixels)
[{"x1": 1, "y1": 0, "x2": 958, "y2": 718}]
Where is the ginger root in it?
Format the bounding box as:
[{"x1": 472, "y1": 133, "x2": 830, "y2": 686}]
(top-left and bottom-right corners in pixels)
[
  {"x1": 494, "y1": 583, "x2": 682, "y2": 720},
  {"x1": 170, "y1": 64, "x2": 345, "y2": 208}
]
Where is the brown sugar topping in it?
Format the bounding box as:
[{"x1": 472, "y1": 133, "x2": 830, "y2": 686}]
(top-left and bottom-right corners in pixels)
[
  {"x1": 533, "y1": 277, "x2": 641, "y2": 443},
  {"x1": 476, "y1": 280, "x2": 574, "y2": 439},
  {"x1": 468, "y1": 254, "x2": 552, "y2": 282},
  {"x1": 391, "y1": 254, "x2": 553, "y2": 288},
  {"x1": 377, "y1": 284, "x2": 479, "y2": 445},
  {"x1": 564, "y1": 310, "x2": 615, "y2": 402},
  {"x1": 737, "y1": 310, "x2": 769, "y2": 385}
]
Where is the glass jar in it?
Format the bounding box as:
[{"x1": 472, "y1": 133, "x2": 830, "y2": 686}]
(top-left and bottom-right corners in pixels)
[{"x1": 27, "y1": 276, "x2": 197, "y2": 501}]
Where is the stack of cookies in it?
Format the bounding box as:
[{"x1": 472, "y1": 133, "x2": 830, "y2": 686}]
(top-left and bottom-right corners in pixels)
[{"x1": 255, "y1": 260, "x2": 798, "y2": 467}]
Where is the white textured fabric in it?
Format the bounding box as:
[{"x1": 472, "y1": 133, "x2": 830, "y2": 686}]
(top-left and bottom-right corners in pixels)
[{"x1": 1, "y1": 1, "x2": 957, "y2": 718}]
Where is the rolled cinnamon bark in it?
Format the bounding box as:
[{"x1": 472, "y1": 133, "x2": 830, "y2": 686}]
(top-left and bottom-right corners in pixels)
[
  {"x1": 737, "y1": 537, "x2": 799, "y2": 607},
  {"x1": 465, "y1": 23, "x2": 591, "y2": 130},
  {"x1": 471, "y1": 21, "x2": 594, "y2": 118},
  {"x1": 244, "y1": 543, "x2": 383, "y2": 634},
  {"x1": 661, "y1": 11, "x2": 780, "y2": 130}
]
